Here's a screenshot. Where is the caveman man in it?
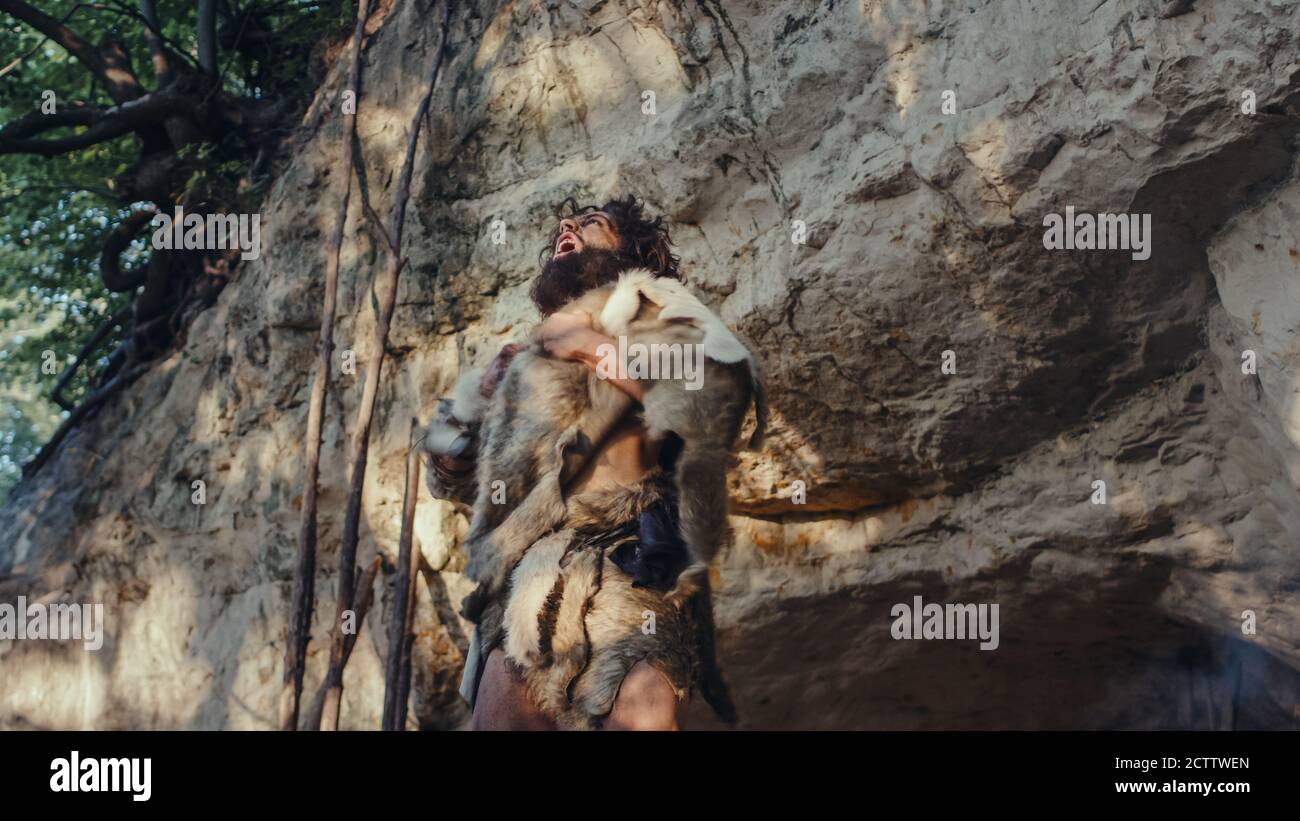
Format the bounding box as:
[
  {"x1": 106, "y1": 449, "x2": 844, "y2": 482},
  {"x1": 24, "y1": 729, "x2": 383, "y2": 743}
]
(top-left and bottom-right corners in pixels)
[{"x1": 423, "y1": 195, "x2": 759, "y2": 730}]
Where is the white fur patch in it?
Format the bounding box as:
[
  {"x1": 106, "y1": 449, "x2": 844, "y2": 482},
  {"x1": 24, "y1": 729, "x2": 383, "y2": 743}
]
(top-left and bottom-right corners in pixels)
[
  {"x1": 600, "y1": 269, "x2": 752, "y2": 364},
  {"x1": 599, "y1": 268, "x2": 655, "y2": 333},
  {"x1": 451, "y1": 366, "x2": 487, "y2": 424},
  {"x1": 423, "y1": 421, "x2": 469, "y2": 456},
  {"x1": 549, "y1": 548, "x2": 600, "y2": 660},
  {"x1": 502, "y1": 532, "x2": 571, "y2": 666}
]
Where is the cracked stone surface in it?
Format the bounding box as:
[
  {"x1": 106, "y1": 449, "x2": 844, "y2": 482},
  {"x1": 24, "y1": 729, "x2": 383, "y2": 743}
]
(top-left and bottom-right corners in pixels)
[{"x1": 2, "y1": 0, "x2": 1299, "y2": 729}]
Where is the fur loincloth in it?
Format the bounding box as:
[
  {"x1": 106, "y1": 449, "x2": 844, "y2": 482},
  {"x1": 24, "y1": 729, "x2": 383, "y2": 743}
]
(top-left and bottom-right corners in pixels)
[{"x1": 458, "y1": 468, "x2": 736, "y2": 730}]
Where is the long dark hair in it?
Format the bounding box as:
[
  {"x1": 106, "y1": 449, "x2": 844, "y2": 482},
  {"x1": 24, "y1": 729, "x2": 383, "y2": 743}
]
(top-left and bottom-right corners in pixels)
[{"x1": 537, "y1": 194, "x2": 681, "y2": 280}]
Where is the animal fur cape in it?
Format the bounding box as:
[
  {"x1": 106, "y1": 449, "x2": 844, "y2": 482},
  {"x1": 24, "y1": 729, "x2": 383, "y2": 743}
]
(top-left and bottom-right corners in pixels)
[{"x1": 424, "y1": 268, "x2": 765, "y2": 727}]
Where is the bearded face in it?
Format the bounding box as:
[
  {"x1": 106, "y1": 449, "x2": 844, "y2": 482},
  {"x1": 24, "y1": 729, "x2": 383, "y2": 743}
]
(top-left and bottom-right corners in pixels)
[
  {"x1": 531, "y1": 246, "x2": 635, "y2": 316},
  {"x1": 531, "y1": 210, "x2": 635, "y2": 315}
]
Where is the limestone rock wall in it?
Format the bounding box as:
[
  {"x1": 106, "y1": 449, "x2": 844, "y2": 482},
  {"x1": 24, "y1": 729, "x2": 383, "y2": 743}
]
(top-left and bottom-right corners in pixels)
[{"x1": 3, "y1": 0, "x2": 1299, "y2": 729}]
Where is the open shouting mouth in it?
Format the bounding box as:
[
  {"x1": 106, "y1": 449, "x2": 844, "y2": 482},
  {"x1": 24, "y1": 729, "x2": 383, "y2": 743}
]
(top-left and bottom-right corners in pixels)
[{"x1": 555, "y1": 232, "x2": 581, "y2": 258}]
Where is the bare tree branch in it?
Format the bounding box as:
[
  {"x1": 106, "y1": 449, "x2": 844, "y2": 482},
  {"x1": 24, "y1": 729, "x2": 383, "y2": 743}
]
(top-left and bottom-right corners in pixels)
[
  {"x1": 0, "y1": 110, "x2": 133, "y2": 156},
  {"x1": 102, "y1": 0, "x2": 200, "y2": 74},
  {"x1": 0, "y1": 3, "x2": 110, "y2": 79},
  {"x1": 0, "y1": 0, "x2": 144, "y2": 102},
  {"x1": 0, "y1": 86, "x2": 187, "y2": 156},
  {"x1": 137, "y1": 0, "x2": 170, "y2": 81}
]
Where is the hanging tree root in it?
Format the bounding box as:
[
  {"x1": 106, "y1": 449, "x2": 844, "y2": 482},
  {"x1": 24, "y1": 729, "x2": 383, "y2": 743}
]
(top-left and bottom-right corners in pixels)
[
  {"x1": 279, "y1": 0, "x2": 374, "y2": 734},
  {"x1": 318, "y1": 0, "x2": 452, "y2": 732},
  {"x1": 50, "y1": 303, "x2": 134, "y2": 411},
  {"x1": 22, "y1": 359, "x2": 154, "y2": 480},
  {"x1": 303, "y1": 556, "x2": 381, "y2": 731},
  {"x1": 382, "y1": 419, "x2": 424, "y2": 731}
]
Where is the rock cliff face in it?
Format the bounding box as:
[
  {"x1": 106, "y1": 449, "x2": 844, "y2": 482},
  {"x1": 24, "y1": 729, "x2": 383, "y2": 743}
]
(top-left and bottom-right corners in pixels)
[{"x1": 3, "y1": 0, "x2": 1299, "y2": 729}]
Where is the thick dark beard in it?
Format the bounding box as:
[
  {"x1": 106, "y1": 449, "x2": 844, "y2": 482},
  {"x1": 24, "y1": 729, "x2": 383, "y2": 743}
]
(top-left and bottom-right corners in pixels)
[{"x1": 531, "y1": 247, "x2": 634, "y2": 316}]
